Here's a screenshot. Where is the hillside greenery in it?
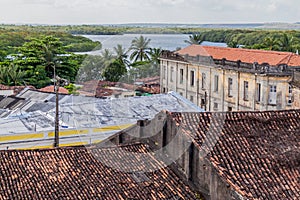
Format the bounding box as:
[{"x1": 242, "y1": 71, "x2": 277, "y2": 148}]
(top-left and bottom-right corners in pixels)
[
  {"x1": 1, "y1": 24, "x2": 300, "y2": 91},
  {"x1": 1, "y1": 24, "x2": 300, "y2": 52},
  {"x1": 0, "y1": 26, "x2": 101, "y2": 59}
]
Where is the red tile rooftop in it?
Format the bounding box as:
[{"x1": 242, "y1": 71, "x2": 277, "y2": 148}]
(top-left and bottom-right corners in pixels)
[
  {"x1": 170, "y1": 109, "x2": 300, "y2": 199},
  {"x1": 79, "y1": 80, "x2": 160, "y2": 97},
  {"x1": 39, "y1": 85, "x2": 69, "y2": 94},
  {"x1": 136, "y1": 76, "x2": 160, "y2": 85},
  {"x1": 0, "y1": 85, "x2": 35, "y2": 95},
  {"x1": 0, "y1": 143, "x2": 199, "y2": 199},
  {"x1": 176, "y1": 45, "x2": 300, "y2": 66}
]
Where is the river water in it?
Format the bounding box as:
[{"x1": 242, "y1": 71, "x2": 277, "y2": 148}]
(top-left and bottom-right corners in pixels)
[{"x1": 81, "y1": 34, "x2": 227, "y2": 54}]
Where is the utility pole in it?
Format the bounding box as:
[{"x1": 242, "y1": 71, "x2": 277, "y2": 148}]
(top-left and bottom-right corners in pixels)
[
  {"x1": 54, "y1": 77, "x2": 60, "y2": 148},
  {"x1": 53, "y1": 72, "x2": 68, "y2": 148}
]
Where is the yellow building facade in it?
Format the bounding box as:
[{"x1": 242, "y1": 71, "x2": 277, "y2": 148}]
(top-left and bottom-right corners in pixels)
[{"x1": 160, "y1": 46, "x2": 300, "y2": 111}]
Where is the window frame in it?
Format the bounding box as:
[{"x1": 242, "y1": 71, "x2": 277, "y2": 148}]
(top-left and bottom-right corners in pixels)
[
  {"x1": 256, "y1": 83, "x2": 261, "y2": 103},
  {"x1": 190, "y1": 70, "x2": 195, "y2": 87},
  {"x1": 179, "y1": 68, "x2": 184, "y2": 84},
  {"x1": 243, "y1": 81, "x2": 249, "y2": 101},
  {"x1": 170, "y1": 67, "x2": 174, "y2": 82},
  {"x1": 228, "y1": 78, "x2": 233, "y2": 97},
  {"x1": 202, "y1": 73, "x2": 206, "y2": 89},
  {"x1": 214, "y1": 75, "x2": 219, "y2": 92}
]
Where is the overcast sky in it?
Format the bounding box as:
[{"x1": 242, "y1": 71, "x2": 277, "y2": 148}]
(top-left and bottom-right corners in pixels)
[{"x1": 0, "y1": 0, "x2": 299, "y2": 24}]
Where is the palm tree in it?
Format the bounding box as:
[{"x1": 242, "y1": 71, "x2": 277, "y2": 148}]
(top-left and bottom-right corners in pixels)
[
  {"x1": 0, "y1": 64, "x2": 25, "y2": 86},
  {"x1": 129, "y1": 36, "x2": 151, "y2": 62},
  {"x1": 0, "y1": 65, "x2": 10, "y2": 85},
  {"x1": 8, "y1": 64, "x2": 25, "y2": 86},
  {"x1": 113, "y1": 44, "x2": 130, "y2": 67},
  {"x1": 279, "y1": 34, "x2": 294, "y2": 52},
  {"x1": 150, "y1": 48, "x2": 162, "y2": 66},
  {"x1": 101, "y1": 49, "x2": 114, "y2": 67},
  {"x1": 263, "y1": 36, "x2": 280, "y2": 50},
  {"x1": 184, "y1": 34, "x2": 204, "y2": 45},
  {"x1": 27, "y1": 36, "x2": 64, "y2": 76}
]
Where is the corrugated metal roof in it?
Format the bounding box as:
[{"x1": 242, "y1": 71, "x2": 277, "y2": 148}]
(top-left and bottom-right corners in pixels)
[{"x1": 0, "y1": 89, "x2": 203, "y2": 135}]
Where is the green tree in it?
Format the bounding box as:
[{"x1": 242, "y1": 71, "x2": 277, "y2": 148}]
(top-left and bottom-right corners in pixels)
[
  {"x1": 0, "y1": 50, "x2": 6, "y2": 62},
  {"x1": 279, "y1": 33, "x2": 294, "y2": 52},
  {"x1": 14, "y1": 36, "x2": 81, "y2": 88},
  {"x1": 101, "y1": 49, "x2": 114, "y2": 67},
  {"x1": 227, "y1": 36, "x2": 239, "y2": 48},
  {"x1": 114, "y1": 44, "x2": 130, "y2": 67},
  {"x1": 64, "y1": 83, "x2": 80, "y2": 95},
  {"x1": 78, "y1": 47, "x2": 129, "y2": 83},
  {"x1": 16, "y1": 36, "x2": 64, "y2": 76},
  {"x1": 102, "y1": 59, "x2": 127, "y2": 82},
  {"x1": 149, "y1": 48, "x2": 162, "y2": 66},
  {"x1": 0, "y1": 64, "x2": 25, "y2": 86},
  {"x1": 263, "y1": 36, "x2": 280, "y2": 50},
  {"x1": 0, "y1": 65, "x2": 11, "y2": 85},
  {"x1": 76, "y1": 55, "x2": 104, "y2": 82},
  {"x1": 129, "y1": 36, "x2": 151, "y2": 62},
  {"x1": 184, "y1": 34, "x2": 203, "y2": 45}
]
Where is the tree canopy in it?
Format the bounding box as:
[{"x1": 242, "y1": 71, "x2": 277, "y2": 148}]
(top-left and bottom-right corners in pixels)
[
  {"x1": 129, "y1": 36, "x2": 151, "y2": 62},
  {"x1": 184, "y1": 34, "x2": 203, "y2": 45},
  {"x1": 0, "y1": 35, "x2": 85, "y2": 88}
]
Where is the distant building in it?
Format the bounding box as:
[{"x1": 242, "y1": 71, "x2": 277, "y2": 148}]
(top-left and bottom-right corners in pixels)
[
  {"x1": 160, "y1": 45, "x2": 300, "y2": 111},
  {"x1": 135, "y1": 76, "x2": 160, "y2": 95},
  {"x1": 105, "y1": 109, "x2": 300, "y2": 200},
  {"x1": 79, "y1": 80, "x2": 135, "y2": 98},
  {"x1": 78, "y1": 79, "x2": 160, "y2": 99}
]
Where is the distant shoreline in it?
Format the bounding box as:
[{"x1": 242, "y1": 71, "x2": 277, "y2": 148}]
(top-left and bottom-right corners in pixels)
[{"x1": 1, "y1": 22, "x2": 300, "y2": 30}]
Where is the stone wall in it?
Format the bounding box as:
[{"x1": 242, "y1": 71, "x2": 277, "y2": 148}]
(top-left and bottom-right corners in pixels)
[{"x1": 101, "y1": 112, "x2": 245, "y2": 200}]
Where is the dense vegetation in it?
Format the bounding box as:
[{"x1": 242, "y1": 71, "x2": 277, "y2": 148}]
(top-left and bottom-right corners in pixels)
[
  {"x1": 78, "y1": 35, "x2": 161, "y2": 83},
  {"x1": 0, "y1": 36, "x2": 86, "y2": 88},
  {"x1": 0, "y1": 33, "x2": 161, "y2": 89},
  {"x1": 188, "y1": 29, "x2": 300, "y2": 52},
  {"x1": 0, "y1": 26, "x2": 101, "y2": 59},
  {"x1": 2, "y1": 24, "x2": 300, "y2": 52},
  {"x1": 1, "y1": 24, "x2": 300, "y2": 91}
]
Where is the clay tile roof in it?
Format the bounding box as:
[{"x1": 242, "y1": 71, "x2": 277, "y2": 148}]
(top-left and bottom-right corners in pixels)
[
  {"x1": 39, "y1": 86, "x2": 69, "y2": 94},
  {"x1": 0, "y1": 143, "x2": 199, "y2": 199},
  {"x1": 0, "y1": 85, "x2": 35, "y2": 95},
  {"x1": 136, "y1": 76, "x2": 160, "y2": 85},
  {"x1": 177, "y1": 45, "x2": 300, "y2": 66},
  {"x1": 170, "y1": 110, "x2": 300, "y2": 199}
]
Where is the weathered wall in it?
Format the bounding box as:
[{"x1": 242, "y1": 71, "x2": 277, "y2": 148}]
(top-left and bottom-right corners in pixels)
[
  {"x1": 102, "y1": 112, "x2": 244, "y2": 200},
  {"x1": 160, "y1": 57, "x2": 296, "y2": 112}
]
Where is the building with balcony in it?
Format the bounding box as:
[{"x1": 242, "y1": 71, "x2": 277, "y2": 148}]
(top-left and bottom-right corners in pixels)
[{"x1": 160, "y1": 45, "x2": 300, "y2": 111}]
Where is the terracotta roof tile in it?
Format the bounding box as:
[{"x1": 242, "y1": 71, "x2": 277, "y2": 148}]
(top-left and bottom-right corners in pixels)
[
  {"x1": 136, "y1": 76, "x2": 160, "y2": 85},
  {"x1": 170, "y1": 110, "x2": 300, "y2": 199},
  {"x1": 0, "y1": 143, "x2": 199, "y2": 199},
  {"x1": 39, "y1": 86, "x2": 69, "y2": 94},
  {"x1": 0, "y1": 85, "x2": 35, "y2": 95},
  {"x1": 80, "y1": 80, "x2": 160, "y2": 97},
  {"x1": 177, "y1": 45, "x2": 300, "y2": 66}
]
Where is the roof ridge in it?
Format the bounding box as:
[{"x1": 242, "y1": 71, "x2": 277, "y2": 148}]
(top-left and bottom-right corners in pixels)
[
  {"x1": 277, "y1": 52, "x2": 294, "y2": 65},
  {"x1": 169, "y1": 109, "x2": 300, "y2": 115},
  {"x1": 89, "y1": 142, "x2": 147, "y2": 150},
  {"x1": 0, "y1": 142, "x2": 147, "y2": 152},
  {"x1": 202, "y1": 45, "x2": 293, "y2": 55}
]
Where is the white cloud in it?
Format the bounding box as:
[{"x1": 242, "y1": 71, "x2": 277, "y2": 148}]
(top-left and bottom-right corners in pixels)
[{"x1": 0, "y1": 0, "x2": 299, "y2": 24}]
